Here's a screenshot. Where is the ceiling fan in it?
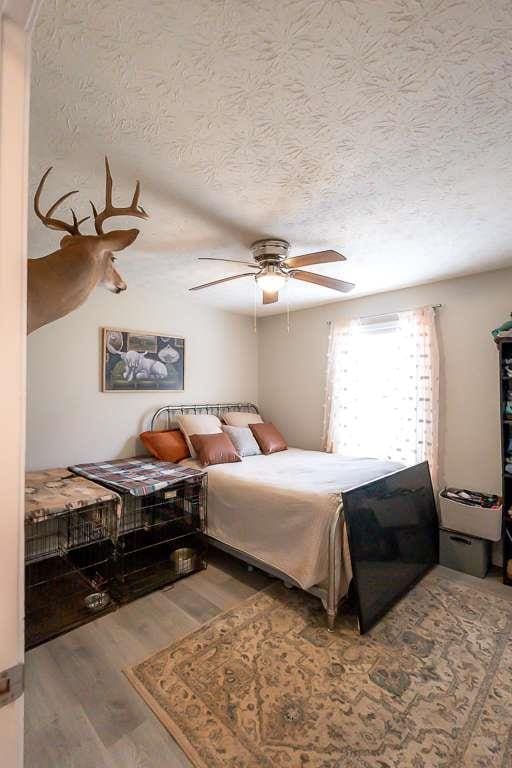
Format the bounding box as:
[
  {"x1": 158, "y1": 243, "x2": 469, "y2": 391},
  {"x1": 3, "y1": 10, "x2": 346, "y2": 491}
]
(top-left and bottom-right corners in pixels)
[{"x1": 189, "y1": 238, "x2": 355, "y2": 304}]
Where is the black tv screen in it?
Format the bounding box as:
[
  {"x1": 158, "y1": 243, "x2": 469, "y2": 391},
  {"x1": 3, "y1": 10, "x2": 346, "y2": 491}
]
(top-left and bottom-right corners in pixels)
[{"x1": 342, "y1": 461, "x2": 438, "y2": 634}]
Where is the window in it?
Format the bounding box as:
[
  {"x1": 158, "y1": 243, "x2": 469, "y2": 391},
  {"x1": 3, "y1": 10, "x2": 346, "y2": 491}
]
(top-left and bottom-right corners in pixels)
[{"x1": 324, "y1": 306, "x2": 439, "y2": 486}]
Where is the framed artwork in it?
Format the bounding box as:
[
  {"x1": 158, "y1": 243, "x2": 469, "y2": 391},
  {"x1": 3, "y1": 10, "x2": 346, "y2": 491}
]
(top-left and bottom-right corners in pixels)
[{"x1": 102, "y1": 327, "x2": 185, "y2": 392}]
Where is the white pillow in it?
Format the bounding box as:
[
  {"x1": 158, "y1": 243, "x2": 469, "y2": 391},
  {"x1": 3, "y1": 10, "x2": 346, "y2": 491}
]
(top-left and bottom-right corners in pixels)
[
  {"x1": 176, "y1": 414, "x2": 222, "y2": 459},
  {"x1": 223, "y1": 411, "x2": 263, "y2": 428},
  {"x1": 222, "y1": 425, "x2": 261, "y2": 457}
]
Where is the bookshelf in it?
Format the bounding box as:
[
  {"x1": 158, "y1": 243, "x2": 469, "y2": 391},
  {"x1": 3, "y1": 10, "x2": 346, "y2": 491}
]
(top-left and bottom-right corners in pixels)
[{"x1": 496, "y1": 337, "x2": 512, "y2": 585}]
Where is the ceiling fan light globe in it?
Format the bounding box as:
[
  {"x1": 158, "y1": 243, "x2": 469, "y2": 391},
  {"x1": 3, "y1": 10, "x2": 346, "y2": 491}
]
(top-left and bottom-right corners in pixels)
[
  {"x1": 257, "y1": 274, "x2": 286, "y2": 292},
  {"x1": 255, "y1": 267, "x2": 287, "y2": 293}
]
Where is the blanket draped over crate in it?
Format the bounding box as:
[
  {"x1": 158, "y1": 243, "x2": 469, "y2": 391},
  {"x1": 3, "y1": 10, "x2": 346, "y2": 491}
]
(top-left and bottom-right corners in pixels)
[{"x1": 68, "y1": 457, "x2": 204, "y2": 496}]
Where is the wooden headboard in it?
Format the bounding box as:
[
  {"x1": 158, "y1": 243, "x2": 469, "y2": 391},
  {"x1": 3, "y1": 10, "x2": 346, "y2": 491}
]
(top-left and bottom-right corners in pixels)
[{"x1": 150, "y1": 402, "x2": 260, "y2": 431}]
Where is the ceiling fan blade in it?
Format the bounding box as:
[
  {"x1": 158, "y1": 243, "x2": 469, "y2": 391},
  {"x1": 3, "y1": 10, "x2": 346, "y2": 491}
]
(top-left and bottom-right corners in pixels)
[
  {"x1": 189, "y1": 272, "x2": 256, "y2": 292},
  {"x1": 284, "y1": 250, "x2": 346, "y2": 269},
  {"x1": 262, "y1": 290, "x2": 279, "y2": 305},
  {"x1": 198, "y1": 258, "x2": 258, "y2": 268},
  {"x1": 291, "y1": 270, "x2": 355, "y2": 293}
]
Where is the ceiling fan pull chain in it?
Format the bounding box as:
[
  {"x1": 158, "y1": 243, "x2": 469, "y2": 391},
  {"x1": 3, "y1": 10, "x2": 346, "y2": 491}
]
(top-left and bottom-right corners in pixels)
[
  {"x1": 286, "y1": 288, "x2": 291, "y2": 334},
  {"x1": 253, "y1": 281, "x2": 258, "y2": 334}
]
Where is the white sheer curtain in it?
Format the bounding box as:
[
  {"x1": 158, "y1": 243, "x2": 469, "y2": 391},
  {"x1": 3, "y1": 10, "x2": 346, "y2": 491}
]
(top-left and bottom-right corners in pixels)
[{"x1": 323, "y1": 306, "x2": 440, "y2": 488}]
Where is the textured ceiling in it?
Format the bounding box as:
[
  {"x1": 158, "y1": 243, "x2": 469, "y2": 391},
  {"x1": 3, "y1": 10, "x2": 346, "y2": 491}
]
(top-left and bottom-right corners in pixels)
[{"x1": 29, "y1": 0, "x2": 512, "y2": 316}]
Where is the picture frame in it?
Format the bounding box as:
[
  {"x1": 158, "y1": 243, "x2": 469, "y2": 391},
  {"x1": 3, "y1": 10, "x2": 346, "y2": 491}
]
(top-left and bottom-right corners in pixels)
[{"x1": 102, "y1": 327, "x2": 185, "y2": 392}]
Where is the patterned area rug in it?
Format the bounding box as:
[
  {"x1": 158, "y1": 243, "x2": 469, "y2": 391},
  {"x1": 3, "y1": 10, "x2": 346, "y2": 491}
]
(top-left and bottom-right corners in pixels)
[{"x1": 125, "y1": 574, "x2": 512, "y2": 768}]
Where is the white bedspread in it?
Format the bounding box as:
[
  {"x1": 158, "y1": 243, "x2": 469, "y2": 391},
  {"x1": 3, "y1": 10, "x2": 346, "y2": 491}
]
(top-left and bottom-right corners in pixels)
[{"x1": 181, "y1": 448, "x2": 403, "y2": 595}]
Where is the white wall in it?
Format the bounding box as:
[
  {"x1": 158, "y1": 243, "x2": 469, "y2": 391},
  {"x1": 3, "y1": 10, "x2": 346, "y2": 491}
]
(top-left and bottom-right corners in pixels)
[
  {"x1": 27, "y1": 265, "x2": 512, "y2": 497},
  {"x1": 26, "y1": 286, "x2": 257, "y2": 469},
  {"x1": 258, "y1": 267, "x2": 512, "y2": 497},
  {"x1": 0, "y1": 8, "x2": 34, "y2": 765}
]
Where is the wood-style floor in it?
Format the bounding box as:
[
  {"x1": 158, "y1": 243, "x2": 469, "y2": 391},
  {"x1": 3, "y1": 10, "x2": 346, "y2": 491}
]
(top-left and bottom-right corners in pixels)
[
  {"x1": 25, "y1": 554, "x2": 508, "y2": 768},
  {"x1": 25, "y1": 550, "x2": 273, "y2": 768}
]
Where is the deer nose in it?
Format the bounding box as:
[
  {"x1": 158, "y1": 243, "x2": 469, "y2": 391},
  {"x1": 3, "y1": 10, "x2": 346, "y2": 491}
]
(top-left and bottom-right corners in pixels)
[{"x1": 115, "y1": 284, "x2": 127, "y2": 294}]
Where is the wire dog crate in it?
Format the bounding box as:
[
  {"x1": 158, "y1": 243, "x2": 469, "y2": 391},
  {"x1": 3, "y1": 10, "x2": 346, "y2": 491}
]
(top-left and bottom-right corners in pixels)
[
  {"x1": 26, "y1": 461, "x2": 208, "y2": 646},
  {"x1": 25, "y1": 499, "x2": 118, "y2": 649},
  {"x1": 26, "y1": 499, "x2": 117, "y2": 563},
  {"x1": 112, "y1": 475, "x2": 207, "y2": 602}
]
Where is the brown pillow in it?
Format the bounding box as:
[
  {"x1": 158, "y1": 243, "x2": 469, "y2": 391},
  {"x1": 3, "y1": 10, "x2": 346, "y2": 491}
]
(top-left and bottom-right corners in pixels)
[
  {"x1": 140, "y1": 429, "x2": 190, "y2": 463},
  {"x1": 190, "y1": 432, "x2": 242, "y2": 467},
  {"x1": 249, "y1": 423, "x2": 287, "y2": 455}
]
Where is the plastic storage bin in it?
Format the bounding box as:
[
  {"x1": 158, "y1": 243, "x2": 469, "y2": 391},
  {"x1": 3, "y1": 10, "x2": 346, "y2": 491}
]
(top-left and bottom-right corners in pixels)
[
  {"x1": 439, "y1": 490, "x2": 501, "y2": 542},
  {"x1": 439, "y1": 528, "x2": 490, "y2": 578}
]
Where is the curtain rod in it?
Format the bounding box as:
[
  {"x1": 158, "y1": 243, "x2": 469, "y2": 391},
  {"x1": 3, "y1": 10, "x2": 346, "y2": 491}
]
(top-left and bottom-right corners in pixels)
[{"x1": 326, "y1": 303, "x2": 442, "y2": 325}]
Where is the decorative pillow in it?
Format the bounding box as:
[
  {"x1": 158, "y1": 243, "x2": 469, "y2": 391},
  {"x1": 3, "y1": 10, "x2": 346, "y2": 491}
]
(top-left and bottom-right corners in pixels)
[
  {"x1": 223, "y1": 411, "x2": 263, "y2": 428},
  {"x1": 249, "y1": 422, "x2": 287, "y2": 455},
  {"x1": 176, "y1": 414, "x2": 222, "y2": 458},
  {"x1": 190, "y1": 433, "x2": 242, "y2": 467},
  {"x1": 222, "y1": 425, "x2": 261, "y2": 457},
  {"x1": 140, "y1": 429, "x2": 190, "y2": 463}
]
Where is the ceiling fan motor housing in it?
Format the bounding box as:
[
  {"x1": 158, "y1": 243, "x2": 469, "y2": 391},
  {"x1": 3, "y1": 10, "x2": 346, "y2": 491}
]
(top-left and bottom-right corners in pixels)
[{"x1": 250, "y1": 238, "x2": 290, "y2": 266}]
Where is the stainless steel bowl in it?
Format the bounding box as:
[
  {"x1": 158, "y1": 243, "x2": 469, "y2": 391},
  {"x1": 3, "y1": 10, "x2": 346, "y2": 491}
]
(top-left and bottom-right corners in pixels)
[
  {"x1": 169, "y1": 547, "x2": 198, "y2": 576},
  {"x1": 84, "y1": 591, "x2": 110, "y2": 612}
]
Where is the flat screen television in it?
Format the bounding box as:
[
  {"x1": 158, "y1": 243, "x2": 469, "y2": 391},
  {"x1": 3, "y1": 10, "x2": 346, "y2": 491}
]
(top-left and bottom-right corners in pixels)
[{"x1": 342, "y1": 461, "x2": 438, "y2": 634}]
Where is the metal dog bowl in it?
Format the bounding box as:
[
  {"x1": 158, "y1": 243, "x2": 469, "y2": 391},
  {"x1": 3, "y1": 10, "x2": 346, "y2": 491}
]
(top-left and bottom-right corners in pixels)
[
  {"x1": 84, "y1": 591, "x2": 110, "y2": 612},
  {"x1": 170, "y1": 547, "x2": 198, "y2": 577}
]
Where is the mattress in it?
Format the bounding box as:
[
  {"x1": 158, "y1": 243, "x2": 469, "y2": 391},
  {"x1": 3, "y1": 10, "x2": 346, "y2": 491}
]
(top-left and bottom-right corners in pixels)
[{"x1": 180, "y1": 448, "x2": 403, "y2": 596}]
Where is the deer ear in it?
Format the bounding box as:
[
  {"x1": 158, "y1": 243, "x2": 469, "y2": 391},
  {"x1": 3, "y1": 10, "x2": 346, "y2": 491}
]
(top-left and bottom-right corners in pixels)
[
  {"x1": 101, "y1": 228, "x2": 140, "y2": 251},
  {"x1": 60, "y1": 234, "x2": 83, "y2": 248}
]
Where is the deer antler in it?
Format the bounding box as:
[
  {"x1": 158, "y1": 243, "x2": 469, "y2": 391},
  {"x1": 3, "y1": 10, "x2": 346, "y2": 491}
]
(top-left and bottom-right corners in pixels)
[
  {"x1": 91, "y1": 157, "x2": 148, "y2": 235},
  {"x1": 34, "y1": 167, "x2": 90, "y2": 235}
]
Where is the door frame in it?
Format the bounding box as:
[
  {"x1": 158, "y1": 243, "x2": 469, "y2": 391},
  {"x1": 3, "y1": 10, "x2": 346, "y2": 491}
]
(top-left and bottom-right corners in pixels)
[{"x1": 0, "y1": 1, "x2": 41, "y2": 765}]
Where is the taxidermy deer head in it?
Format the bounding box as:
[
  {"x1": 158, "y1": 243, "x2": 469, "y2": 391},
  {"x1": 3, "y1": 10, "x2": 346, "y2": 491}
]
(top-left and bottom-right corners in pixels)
[{"x1": 27, "y1": 158, "x2": 148, "y2": 334}]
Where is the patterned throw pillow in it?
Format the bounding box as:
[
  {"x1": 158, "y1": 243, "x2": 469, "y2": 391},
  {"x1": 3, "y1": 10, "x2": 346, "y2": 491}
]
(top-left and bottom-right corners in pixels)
[{"x1": 222, "y1": 425, "x2": 261, "y2": 457}]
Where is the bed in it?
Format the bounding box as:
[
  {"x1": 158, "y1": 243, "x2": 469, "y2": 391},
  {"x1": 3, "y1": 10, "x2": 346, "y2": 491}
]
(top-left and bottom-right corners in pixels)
[{"x1": 150, "y1": 403, "x2": 437, "y2": 631}]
